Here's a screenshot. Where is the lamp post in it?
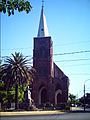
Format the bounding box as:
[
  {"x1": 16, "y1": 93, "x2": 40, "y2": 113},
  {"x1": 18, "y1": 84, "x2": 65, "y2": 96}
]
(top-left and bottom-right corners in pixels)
[
  {"x1": 84, "y1": 79, "x2": 90, "y2": 112},
  {"x1": 0, "y1": 13, "x2": 1, "y2": 64}
]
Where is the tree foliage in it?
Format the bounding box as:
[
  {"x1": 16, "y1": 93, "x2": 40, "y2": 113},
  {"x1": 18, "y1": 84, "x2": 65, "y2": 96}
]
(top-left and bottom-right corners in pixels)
[
  {"x1": 69, "y1": 93, "x2": 76, "y2": 106},
  {"x1": 79, "y1": 93, "x2": 90, "y2": 105},
  {"x1": 0, "y1": 82, "x2": 26, "y2": 109},
  {"x1": 1, "y1": 52, "x2": 34, "y2": 88},
  {"x1": 0, "y1": 82, "x2": 7, "y2": 105},
  {"x1": 0, "y1": 52, "x2": 35, "y2": 109},
  {"x1": 0, "y1": 0, "x2": 32, "y2": 16}
]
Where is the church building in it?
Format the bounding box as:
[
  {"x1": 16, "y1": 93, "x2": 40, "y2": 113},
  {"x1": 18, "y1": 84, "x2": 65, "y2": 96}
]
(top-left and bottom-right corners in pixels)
[{"x1": 32, "y1": 5, "x2": 69, "y2": 107}]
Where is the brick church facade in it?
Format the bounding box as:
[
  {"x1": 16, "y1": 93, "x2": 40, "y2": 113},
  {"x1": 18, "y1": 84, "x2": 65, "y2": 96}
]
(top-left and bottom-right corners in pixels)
[{"x1": 32, "y1": 6, "x2": 69, "y2": 107}]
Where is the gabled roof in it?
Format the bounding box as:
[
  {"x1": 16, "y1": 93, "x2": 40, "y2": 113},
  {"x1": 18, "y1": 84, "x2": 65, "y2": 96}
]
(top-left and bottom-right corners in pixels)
[{"x1": 37, "y1": 6, "x2": 49, "y2": 37}]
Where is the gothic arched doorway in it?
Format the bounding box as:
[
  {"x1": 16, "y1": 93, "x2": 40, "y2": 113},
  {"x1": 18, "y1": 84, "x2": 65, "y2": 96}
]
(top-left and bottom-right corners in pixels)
[
  {"x1": 57, "y1": 93, "x2": 62, "y2": 104},
  {"x1": 55, "y1": 89, "x2": 62, "y2": 105},
  {"x1": 39, "y1": 87, "x2": 47, "y2": 105}
]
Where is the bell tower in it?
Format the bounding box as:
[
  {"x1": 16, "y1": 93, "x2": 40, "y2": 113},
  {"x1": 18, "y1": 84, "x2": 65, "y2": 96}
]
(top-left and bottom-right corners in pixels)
[
  {"x1": 32, "y1": 5, "x2": 54, "y2": 105},
  {"x1": 32, "y1": 2, "x2": 69, "y2": 107}
]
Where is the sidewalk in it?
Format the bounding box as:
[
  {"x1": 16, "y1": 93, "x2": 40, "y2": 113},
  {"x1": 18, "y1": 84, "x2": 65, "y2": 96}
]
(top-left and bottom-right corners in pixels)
[
  {"x1": 70, "y1": 107, "x2": 90, "y2": 113},
  {"x1": 71, "y1": 107, "x2": 84, "y2": 111},
  {"x1": 1, "y1": 110, "x2": 65, "y2": 116}
]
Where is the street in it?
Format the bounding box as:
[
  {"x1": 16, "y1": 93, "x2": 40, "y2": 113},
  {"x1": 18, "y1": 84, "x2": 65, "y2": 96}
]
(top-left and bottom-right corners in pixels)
[{"x1": 1, "y1": 112, "x2": 90, "y2": 120}]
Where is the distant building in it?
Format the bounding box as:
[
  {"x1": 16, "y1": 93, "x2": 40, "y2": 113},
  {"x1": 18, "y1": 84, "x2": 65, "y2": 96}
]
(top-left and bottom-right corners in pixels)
[{"x1": 32, "y1": 5, "x2": 69, "y2": 107}]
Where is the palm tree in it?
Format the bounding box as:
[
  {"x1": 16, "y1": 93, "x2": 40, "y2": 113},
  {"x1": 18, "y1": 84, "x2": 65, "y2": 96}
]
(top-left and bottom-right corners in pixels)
[{"x1": 0, "y1": 52, "x2": 35, "y2": 110}]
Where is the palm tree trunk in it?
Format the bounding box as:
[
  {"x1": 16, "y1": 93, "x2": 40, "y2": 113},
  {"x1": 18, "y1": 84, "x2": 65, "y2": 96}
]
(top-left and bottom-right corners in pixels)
[{"x1": 15, "y1": 83, "x2": 19, "y2": 110}]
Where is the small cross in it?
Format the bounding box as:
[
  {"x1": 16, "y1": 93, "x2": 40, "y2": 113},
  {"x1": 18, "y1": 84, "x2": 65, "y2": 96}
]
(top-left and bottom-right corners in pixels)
[{"x1": 42, "y1": 0, "x2": 44, "y2": 7}]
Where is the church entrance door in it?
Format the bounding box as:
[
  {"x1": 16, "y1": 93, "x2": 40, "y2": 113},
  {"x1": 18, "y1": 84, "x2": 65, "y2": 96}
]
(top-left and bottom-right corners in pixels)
[
  {"x1": 39, "y1": 87, "x2": 47, "y2": 105},
  {"x1": 57, "y1": 93, "x2": 62, "y2": 104},
  {"x1": 55, "y1": 89, "x2": 62, "y2": 105},
  {"x1": 41, "y1": 88, "x2": 47, "y2": 104}
]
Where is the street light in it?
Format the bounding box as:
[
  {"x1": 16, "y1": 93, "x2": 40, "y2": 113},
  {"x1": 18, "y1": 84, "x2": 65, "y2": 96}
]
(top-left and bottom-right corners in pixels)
[
  {"x1": 84, "y1": 79, "x2": 90, "y2": 112},
  {"x1": 0, "y1": 13, "x2": 1, "y2": 64}
]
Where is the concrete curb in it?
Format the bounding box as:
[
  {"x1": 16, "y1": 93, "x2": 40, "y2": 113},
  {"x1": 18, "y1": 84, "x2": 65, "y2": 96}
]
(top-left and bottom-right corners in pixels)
[{"x1": 1, "y1": 110, "x2": 65, "y2": 116}]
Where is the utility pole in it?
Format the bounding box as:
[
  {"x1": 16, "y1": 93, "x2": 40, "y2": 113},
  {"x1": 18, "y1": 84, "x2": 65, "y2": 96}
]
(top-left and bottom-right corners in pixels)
[
  {"x1": 84, "y1": 84, "x2": 85, "y2": 112},
  {"x1": 0, "y1": 0, "x2": 2, "y2": 64},
  {"x1": 0, "y1": 13, "x2": 1, "y2": 65},
  {"x1": 84, "y1": 79, "x2": 90, "y2": 112}
]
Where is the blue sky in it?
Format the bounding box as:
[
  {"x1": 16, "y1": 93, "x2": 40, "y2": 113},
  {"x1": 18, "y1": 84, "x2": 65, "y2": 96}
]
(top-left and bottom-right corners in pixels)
[{"x1": 1, "y1": 0, "x2": 90, "y2": 98}]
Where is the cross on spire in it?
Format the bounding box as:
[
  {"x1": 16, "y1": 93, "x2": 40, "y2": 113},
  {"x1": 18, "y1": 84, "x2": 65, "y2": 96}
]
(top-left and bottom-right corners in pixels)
[{"x1": 42, "y1": 0, "x2": 44, "y2": 8}]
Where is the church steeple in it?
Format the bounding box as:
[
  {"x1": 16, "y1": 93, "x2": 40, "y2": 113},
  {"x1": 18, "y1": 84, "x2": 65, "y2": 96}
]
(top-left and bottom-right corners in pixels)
[{"x1": 37, "y1": 4, "x2": 49, "y2": 37}]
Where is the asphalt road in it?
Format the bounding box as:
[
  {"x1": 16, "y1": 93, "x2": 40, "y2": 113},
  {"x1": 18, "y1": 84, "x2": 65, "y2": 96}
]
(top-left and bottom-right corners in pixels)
[{"x1": 1, "y1": 112, "x2": 90, "y2": 120}]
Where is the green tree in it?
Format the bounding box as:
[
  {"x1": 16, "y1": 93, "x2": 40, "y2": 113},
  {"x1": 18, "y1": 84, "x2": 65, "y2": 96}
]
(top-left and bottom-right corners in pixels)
[
  {"x1": 69, "y1": 93, "x2": 76, "y2": 106},
  {"x1": 0, "y1": 0, "x2": 32, "y2": 16},
  {"x1": 0, "y1": 81, "x2": 27, "y2": 110},
  {"x1": 0, "y1": 82, "x2": 7, "y2": 109},
  {"x1": 0, "y1": 52, "x2": 35, "y2": 109}
]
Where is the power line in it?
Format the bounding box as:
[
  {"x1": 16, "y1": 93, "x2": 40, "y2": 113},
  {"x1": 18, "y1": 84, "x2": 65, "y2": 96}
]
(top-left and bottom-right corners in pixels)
[
  {"x1": 1, "y1": 41, "x2": 90, "y2": 51},
  {"x1": 1, "y1": 56, "x2": 90, "y2": 66},
  {"x1": 55, "y1": 58, "x2": 90, "y2": 62},
  {"x1": 59, "y1": 63, "x2": 90, "y2": 67},
  {"x1": 54, "y1": 50, "x2": 90, "y2": 56},
  {"x1": 1, "y1": 52, "x2": 90, "y2": 62},
  {"x1": 67, "y1": 73, "x2": 90, "y2": 76},
  {"x1": 54, "y1": 40, "x2": 90, "y2": 47},
  {"x1": 1, "y1": 50, "x2": 90, "y2": 58}
]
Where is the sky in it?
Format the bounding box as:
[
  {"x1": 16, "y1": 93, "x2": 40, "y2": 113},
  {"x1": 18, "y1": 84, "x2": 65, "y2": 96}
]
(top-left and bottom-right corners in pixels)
[{"x1": 1, "y1": 0, "x2": 90, "y2": 98}]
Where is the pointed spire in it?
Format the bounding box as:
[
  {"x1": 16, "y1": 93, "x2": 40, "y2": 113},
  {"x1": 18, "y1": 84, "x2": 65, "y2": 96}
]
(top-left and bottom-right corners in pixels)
[{"x1": 37, "y1": 3, "x2": 49, "y2": 37}]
